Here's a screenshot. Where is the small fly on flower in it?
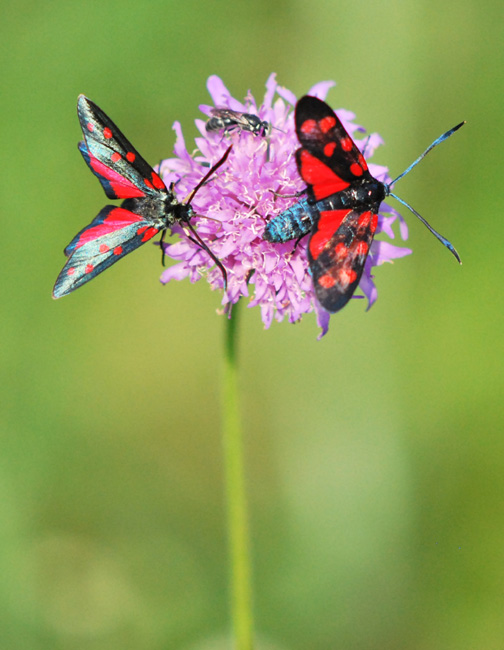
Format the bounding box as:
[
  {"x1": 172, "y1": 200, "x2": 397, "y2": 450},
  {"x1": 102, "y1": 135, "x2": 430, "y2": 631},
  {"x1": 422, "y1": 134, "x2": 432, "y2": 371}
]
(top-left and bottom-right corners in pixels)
[{"x1": 205, "y1": 107, "x2": 271, "y2": 137}]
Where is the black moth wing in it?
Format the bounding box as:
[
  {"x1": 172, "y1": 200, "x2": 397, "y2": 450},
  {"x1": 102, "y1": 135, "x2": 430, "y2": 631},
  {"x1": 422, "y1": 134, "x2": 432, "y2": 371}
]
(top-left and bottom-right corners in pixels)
[
  {"x1": 52, "y1": 205, "x2": 162, "y2": 299},
  {"x1": 77, "y1": 95, "x2": 169, "y2": 199},
  {"x1": 295, "y1": 95, "x2": 374, "y2": 198},
  {"x1": 308, "y1": 208, "x2": 380, "y2": 313}
]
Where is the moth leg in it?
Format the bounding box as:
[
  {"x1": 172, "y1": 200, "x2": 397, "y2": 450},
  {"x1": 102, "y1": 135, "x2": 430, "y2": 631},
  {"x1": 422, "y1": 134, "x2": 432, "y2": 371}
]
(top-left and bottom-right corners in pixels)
[{"x1": 159, "y1": 229, "x2": 167, "y2": 266}]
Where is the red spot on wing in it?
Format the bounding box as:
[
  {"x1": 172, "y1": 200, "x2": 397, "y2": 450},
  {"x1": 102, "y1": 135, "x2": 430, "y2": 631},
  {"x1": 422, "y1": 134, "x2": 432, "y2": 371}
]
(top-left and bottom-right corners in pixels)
[
  {"x1": 99, "y1": 244, "x2": 109, "y2": 253},
  {"x1": 86, "y1": 152, "x2": 145, "y2": 198},
  {"x1": 309, "y1": 210, "x2": 350, "y2": 260},
  {"x1": 335, "y1": 242, "x2": 348, "y2": 257},
  {"x1": 151, "y1": 172, "x2": 166, "y2": 190},
  {"x1": 299, "y1": 151, "x2": 350, "y2": 200},
  {"x1": 137, "y1": 225, "x2": 149, "y2": 235},
  {"x1": 339, "y1": 268, "x2": 357, "y2": 285},
  {"x1": 300, "y1": 119, "x2": 317, "y2": 135},
  {"x1": 111, "y1": 152, "x2": 121, "y2": 163},
  {"x1": 357, "y1": 211, "x2": 378, "y2": 233},
  {"x1": 319, "y1": 116, "x2": 336, "y2": 133},
  {"x1": 358, "y1": 212, "x2": 372, "y2": 228},
  {"x1": 318, "y1": 274, "x2": 336, "y2": 288},
  {"x1": 126, "y1": 152, "x2": 136, "y2": 162},
  {"x1": 341, "y1": 137, "x2": 353, "y2": 152},
  {"x1": 358, "y1": 154, "x2": 368, "y2": 171},
  {"x1": 324, "y1": 142, "x2": 337, "y2": 157},
  {"x1": 85, "y1": 264, "x2": 94, "y2": 274},
  {"x1": 143, "y1": 178, "x2": 154, "y2": 190},
  {"x1": 67, "y1": 267, "x2": 75, "y2": 276},
  {"x1": 141, "y1": 227, "x2": 159, "y2": 242},
  {"x1": 350, "y1": 163, "x2": 363, "y2": 177},
  {"x1": 352, "y1": 241, "x2": 369, "y2": 256},
  {"x1": 86, "y1": 122, "x2": 94, "y2": 132},
  {"x1": 103, "y1": 127, "x2": 113, "y2": 139},
  {"x1": 74, "y1": 208, "x2": 144, "y2": 249},
  {"x1": 113, "y1": 246, "x2": 123, "y2": 255}
]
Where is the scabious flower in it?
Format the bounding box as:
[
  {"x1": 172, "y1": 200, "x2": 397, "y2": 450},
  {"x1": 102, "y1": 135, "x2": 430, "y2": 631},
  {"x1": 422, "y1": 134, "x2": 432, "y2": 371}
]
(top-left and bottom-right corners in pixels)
[{"x1": 158, "y1": 74, "x2": 411, "y2": 338}]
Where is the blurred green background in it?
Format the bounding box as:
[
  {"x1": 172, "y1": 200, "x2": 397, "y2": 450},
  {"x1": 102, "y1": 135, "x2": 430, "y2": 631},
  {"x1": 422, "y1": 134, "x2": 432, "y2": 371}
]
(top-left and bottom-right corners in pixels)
[{"x1": 2, "y1": 0, "x2": 503, "y2": 648}]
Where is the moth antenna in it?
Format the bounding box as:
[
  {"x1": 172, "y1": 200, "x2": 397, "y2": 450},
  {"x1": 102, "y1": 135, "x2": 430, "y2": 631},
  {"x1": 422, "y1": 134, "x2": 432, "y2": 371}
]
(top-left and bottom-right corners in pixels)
[
  {"x1": 184, "y1": 145, "x2": 232, "y2": 204},
  {"x1": 388, "y1": 192, "x2": 461, "y2": 264},
  {"x1": 269, "y1": 188, "x2": 308, "y2": 200},
  {"x1": 389, "y1": 122, "x2": 465, "y2": 187},
  {"x1": 194, "y1": 213, "x2": 224, "y2": 229},
  {"x1": 384, "y1": 122, "x2": 465, "y2": 264},
  {"x1": 182, "y1": 221, "x2": 228, "y2": 289},
  {"x1": 359, "y1": 134, "x2": 371, "y2": 158},
  {"x1": 171, "y1": 146, "x2": 231, "y2": 288}
]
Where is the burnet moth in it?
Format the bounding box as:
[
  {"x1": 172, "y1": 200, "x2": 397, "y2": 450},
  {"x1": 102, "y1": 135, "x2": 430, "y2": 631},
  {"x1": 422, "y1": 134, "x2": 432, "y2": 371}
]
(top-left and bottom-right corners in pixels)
[{"x1": 53, "y1": 95, "x2": 231, "y2": 299}]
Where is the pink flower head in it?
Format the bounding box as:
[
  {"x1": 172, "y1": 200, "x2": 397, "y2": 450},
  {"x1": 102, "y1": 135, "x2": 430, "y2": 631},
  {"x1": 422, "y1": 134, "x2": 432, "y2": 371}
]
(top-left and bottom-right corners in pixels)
[{"x1": 158, "y1": 74, "x2": 411, "y2": 338}]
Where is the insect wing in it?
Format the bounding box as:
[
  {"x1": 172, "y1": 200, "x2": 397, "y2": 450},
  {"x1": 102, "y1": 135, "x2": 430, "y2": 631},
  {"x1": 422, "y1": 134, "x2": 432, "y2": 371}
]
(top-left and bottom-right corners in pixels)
[
  {"x1": 308, "y1": 209, "x2": 379, "y2": 313},
  {"x1": 77, "y1": 95, "x2": 167, "y2": 200},
  {"x1": 53, "y1": 206, "x2": 160, "y2": 298},
  {"x1": 295, "y1": 95, "x2": 372, "y2": 201}
]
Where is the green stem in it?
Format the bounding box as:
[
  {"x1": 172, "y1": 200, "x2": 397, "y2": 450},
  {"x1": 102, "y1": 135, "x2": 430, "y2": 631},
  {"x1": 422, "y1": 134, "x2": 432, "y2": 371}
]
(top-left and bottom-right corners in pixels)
[{"x1": 221, "y1": 301, "x2": 254, "y2": 650}]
